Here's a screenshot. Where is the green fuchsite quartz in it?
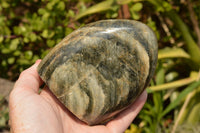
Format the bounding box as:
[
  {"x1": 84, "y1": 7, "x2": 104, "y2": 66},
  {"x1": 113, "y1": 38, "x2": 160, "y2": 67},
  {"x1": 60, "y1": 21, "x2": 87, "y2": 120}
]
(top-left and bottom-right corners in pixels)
[{"x1": 37, "y1": 19, "x2": 158, "y2": 125}]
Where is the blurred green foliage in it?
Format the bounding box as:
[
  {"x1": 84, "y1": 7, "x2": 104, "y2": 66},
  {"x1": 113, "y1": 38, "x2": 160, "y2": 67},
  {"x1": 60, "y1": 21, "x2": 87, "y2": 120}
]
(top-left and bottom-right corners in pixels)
[
  {"x1": 0, "y1": 95, "x2": 9, "y2": 131},
  {"x1": 1, "y1": 0, "x2": 200, "y2": 133},
  {"x1": 0, "y1": 0, "x2": 79, "y2": 80}
]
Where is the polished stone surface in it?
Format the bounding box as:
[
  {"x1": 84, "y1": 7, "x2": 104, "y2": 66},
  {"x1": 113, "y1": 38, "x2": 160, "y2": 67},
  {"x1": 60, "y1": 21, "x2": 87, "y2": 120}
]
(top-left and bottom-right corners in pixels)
[{"x1": 37, "y1": 19, "x2": 158, "y2": 125}]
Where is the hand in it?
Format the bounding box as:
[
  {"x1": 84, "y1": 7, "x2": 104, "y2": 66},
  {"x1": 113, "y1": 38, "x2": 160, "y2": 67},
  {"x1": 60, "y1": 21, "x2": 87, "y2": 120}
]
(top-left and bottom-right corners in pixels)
[{"x1": 9, "y1": 60, "x2": 147, "y2": 133}]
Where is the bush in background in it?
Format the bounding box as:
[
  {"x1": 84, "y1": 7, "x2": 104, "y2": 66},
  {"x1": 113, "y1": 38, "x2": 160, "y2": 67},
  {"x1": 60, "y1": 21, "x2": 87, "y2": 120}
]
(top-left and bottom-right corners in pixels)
[
  {"x1": 0, "y1": 0, "x2": 81, "y2": 80},
  {"x1": 1, "y1": 0, "x2": 200, "y2": 133}
]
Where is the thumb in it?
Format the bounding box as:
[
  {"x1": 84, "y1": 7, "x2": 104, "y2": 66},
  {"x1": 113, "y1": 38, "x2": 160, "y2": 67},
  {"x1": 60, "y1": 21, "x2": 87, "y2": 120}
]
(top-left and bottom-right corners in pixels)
[{"x1": 12, "y1": 60, "x2": 43, "y2": 95}]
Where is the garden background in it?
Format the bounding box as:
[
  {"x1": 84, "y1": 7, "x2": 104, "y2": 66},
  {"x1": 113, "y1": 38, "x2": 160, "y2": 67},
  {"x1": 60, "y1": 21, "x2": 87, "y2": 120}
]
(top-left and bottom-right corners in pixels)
[{"x1": 0, "y1": 0, "x2": 200, "y2": 133}]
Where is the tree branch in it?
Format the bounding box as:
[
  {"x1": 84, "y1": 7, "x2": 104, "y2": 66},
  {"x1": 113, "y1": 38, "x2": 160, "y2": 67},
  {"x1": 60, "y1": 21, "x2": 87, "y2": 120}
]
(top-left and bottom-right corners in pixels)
[{"x1": 187, "y1": 0, "x2": 200, "y2": 48}]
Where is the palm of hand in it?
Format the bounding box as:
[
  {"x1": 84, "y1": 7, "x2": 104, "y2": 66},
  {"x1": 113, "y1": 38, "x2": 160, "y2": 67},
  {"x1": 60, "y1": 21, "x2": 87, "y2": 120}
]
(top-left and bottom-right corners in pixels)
[{"x1": 9, "y1": 60, "x2": 147, "y2": 133}]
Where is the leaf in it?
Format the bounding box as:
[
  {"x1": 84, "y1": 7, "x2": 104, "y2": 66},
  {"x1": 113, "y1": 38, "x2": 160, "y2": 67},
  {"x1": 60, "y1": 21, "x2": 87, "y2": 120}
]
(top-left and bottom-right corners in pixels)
[
  {"x1": 47, "y1": 40, "x2": 55, "y2": 47},
  {"x1": 47, "y1": 2, "x2": 54, "y2": 10},
  {"x1": 20, "y1": 26, "x2": 27, "y2": 33},
  {"x1": 125, "y1": 124, "x2": 141, "y2": 133},
  {"x1": 65, "y1": 27, "x2": 73, "y2": 36},
  {"x1": 38, "y1": 8, "x2": 46, "y2": 15},
  {"x1": 10, "y1": 38, "x2": 20, "y2": 51},
  {"x1": 48, "y1": 31, "x2": 55, "y2": 38},
  {"x1": 25, "y1": 51, "x2": 33, "y2": 60},
  {"x1": 13, "y1": 50, "x2": 21, "y2": 56},
  {"x1": 42, "y1": 29, "x2": 49, "y2": 38},
  {"x1": 1, "y1": 60, "x2": 7, "y2": 67},
  {"x1": 156, "y1": 68, "x2": 165, "y2": 85},
  {"x1": 17, "y1": 59, "x2": 30, "y2": 65},
  {"x1": 68, "y1": 10, "x2": 75, "y2": 18},
  {"x1": 130, "y1": 3, "x2": 143, "y2": 20},
  {"x1": 0, "y1": 36, "x2": 3, "y2": 43},
  {"x1": 1, "y1": 48, "x2": 11, "y2": 54},
  {"x1": 32, "y1": 55, "x2": 40, "y2": 63},
  {"x1": 147, "y1": 72, "x2": 199, "y2": 92},
  {"x1": 42, "y1": 12, "x2": 50, "y2": 19},
  {"x1": 2, "y1": 1, "x2": 9, "y2": 8},
  {"x1": 57, "y1": 1, "x2": 65, "y2": 11},
  {"x1": 158, "y1": 47, "x2": 190, "y2": 59},
  {"x1": 41, "y1": 49, "x2": 51, "y2": 59},
  {"x1": 165, "y1": 72, "x2": 179, "y2": 82},
  {"x1": 146, "y1": 0, "x2": 165, "y2": 12},
  {"x1": 0, "y1": 115, "x2": 6, "y2": 128},
  {"x1": 117, "y1": 0, "x2": 143, "y2": 5},
  {"x1": 29, "y1": 33, "x2": 37, "y2": 42},
  {"x1": 75, "y1": 0, "x2": 114, "y2": 20},
  {"x1": 161, "y1": 80, "x2": 200, "y2": 117},
  {"x1": 23, "y1": 37, "x2": 29, "y2": 43},
  {"x1": 117, "y1": 0, "x2": 133, "y2": 5},
  {"x1": 187, "y1": 102, "x2": 200, "y2": 124},
  {"x1": 13, "y1": 26, "x2": 21, "y2": 35},
  {"x1": 131, "y1": 12, "x2": 140, "y2": 20},
  {"x1": 180, "y1": 86, "x2": 200, "y2": 124},
  {"x1": 147, "y1": 76, "x2": 197, "y2": 92},
  {"x1": 166, "y1": 10, "x2": 200, "y2": 67},
  {"x1": 131, "y1": 3, "x2": 143, "y2": 11},
  {"x1": 147, "y1": 17, "x2": 160, "y2": 39},
  {"x1": 153, "y1": 92, "x2": 163, "y2": 120},
  {"x1": 162, "y1": 1, "x2": 172, "y2": 11},
  {"x1": 8, "y1": 57, "x2": 15, "y2": 64}
]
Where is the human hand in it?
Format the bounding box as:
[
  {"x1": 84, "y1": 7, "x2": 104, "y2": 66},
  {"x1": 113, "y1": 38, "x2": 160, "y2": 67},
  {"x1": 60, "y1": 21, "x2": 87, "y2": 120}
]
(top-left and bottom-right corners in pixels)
[{"x1": 9, "y1": 60, "x2": 147, "y2": 133}]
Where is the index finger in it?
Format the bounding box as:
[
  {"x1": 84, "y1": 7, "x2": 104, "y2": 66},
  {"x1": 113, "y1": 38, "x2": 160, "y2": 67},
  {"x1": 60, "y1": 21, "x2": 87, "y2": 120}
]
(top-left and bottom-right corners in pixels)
[{"x1": 13, "y1": 60, "x2": 43, "y2": 94}]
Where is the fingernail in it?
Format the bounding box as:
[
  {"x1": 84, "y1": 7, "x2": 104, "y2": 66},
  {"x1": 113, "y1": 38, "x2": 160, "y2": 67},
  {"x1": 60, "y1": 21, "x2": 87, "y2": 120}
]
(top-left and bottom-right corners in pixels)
[
  {"x1": 35, "y1": 59, "x2": 41, "y2": 64},
  {"x1": 138, "y1": 90, "x2": 148, "y2": 102}
]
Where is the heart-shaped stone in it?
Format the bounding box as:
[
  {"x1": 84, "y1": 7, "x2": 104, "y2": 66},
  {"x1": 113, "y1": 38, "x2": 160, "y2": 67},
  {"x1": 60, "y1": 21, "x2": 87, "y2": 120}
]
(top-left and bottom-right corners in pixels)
[{"x1": 37, "y1": 19, "x2": 158, "y2": 125}]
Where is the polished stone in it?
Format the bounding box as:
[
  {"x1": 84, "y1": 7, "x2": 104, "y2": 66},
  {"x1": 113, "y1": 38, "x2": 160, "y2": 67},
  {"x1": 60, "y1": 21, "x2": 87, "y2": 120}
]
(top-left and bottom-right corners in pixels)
[{"x1": 37, "y1": 19, "x2": 158, "y2": 125}]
